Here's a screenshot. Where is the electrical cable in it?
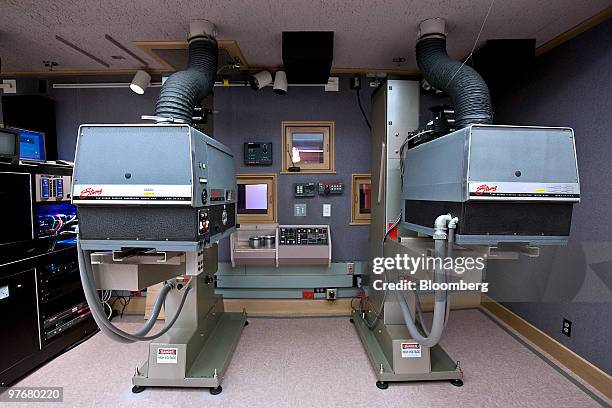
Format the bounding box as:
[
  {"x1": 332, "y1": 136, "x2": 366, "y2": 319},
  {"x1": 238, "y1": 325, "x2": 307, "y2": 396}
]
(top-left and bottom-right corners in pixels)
[
  {"x1": 445, "y1": 0, "x2": 496, "y2": 88},
  {"x1": 121, "y1": 296, "x2": 131, "y2": 318},
  {"x1": 356, "y1": 87, "x2": 372, "y2": 130},
  {"x1": 394, "y1": 215, "x2": 457, "y2": 347},
  {"x1": 100, "y1": 289, "x2": 113, "y2": 319},
  {"x1": 77, "y1": 238, "x2": 192, "y2": 342},
  {"x1": 394, "y1": 236, "x2": 447, "y2": 346}
]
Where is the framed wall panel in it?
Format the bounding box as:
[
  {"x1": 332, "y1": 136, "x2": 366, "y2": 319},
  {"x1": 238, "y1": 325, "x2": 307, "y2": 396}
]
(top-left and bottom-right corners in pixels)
[
  {"x1": 236, "y1": 173, "x2": 277, "y2": 223},
  {"x1": 281, "y1": 121, "x2": 335, "y2": 173},
  {"x1": 351, "y1": 173, "x2": 372, "y2": 225}
]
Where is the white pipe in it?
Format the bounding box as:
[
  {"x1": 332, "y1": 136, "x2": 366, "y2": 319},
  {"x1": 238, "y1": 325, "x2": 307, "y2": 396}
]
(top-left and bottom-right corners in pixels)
[
  {"x1": 434, "y1": 213, "x2": 453, "y2": 239},
  {"x1": 395, "y1": 213, "x2": 458, "y2": 347},
  {"x1": 418, "y1": 18, "x2": 446, "y2": 39},
  {"x1": 189, "y1": 20, "x2": 217, "y2": 39}
]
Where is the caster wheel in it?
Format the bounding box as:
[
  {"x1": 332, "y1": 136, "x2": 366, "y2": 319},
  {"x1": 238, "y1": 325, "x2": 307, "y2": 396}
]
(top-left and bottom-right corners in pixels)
[
  {"x1": 209, "y1": 386, "x2": 223, "y2": 395},
  {"x1": 244, "y1": 321, "x2": 249, "y2": 327},
  {"x1": 450, "y1": 379, "x2": 464, "y2": 387},
  {"x1": 131, "y1": 385, "x2": 146, "y2": 394},
  {"x1": 376, "y1": 381, "x2": 389, "y2": 390},
  {"x1": 350, "y1": 318, "x2": 354, "y2": 323}
]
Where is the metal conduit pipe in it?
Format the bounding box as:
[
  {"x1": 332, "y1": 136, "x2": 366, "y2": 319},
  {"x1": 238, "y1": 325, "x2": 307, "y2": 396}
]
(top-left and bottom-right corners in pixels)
[
  {"x1": 77, "y1": 239, "x2": 193, "y2": 343},
  {"x1": 395, "y1": 214, "x2": 456, "y2": 347}
]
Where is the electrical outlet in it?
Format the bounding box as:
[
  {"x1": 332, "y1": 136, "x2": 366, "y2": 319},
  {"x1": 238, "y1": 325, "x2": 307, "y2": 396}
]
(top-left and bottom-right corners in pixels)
[
  {"x1": 562, "y1": 318, "x2": 572, "y2": 337},
  {"x1": 326, "y1": 288, "x2": 337, "y2": 300},
  {"x1": 346, "y1": 262, "x2": 355, "y2": 274}
]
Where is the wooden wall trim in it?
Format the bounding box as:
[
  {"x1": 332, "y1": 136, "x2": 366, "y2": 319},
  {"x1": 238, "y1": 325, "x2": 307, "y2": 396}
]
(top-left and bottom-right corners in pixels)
[
  {"x1": 536, "y1": 5, "x2": 612, "y2": 56},
  {"x1": 481, "y1": 295, "x2": 612, "y2": 400},
  {"x1": 132, "y1": 40, "x2": 250, "y2": 72}
]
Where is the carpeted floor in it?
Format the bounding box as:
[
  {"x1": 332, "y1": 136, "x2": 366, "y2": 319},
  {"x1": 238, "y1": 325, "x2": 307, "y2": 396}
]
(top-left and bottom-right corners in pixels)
[{"x1": 12, "y1": 309, "x2": 608, "y2": 408}]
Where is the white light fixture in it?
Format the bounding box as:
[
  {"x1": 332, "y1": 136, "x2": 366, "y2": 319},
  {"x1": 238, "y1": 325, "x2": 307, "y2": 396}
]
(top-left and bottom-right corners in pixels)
[
  {"x1": 0, "y1": 79, "x2": 16, "y2": 94},
  {"x1": 273, "y1": 70, "x2": 288, "y2": 95},
  {"x1": 249, "y1": 70, "x2": 272, "y2": 90},
  {"x1": 130, "y1": 70, "x2": 151, "y2": 94},
  {"x1": 324, "y1": 76, "x2": 339, "y2": 92}
]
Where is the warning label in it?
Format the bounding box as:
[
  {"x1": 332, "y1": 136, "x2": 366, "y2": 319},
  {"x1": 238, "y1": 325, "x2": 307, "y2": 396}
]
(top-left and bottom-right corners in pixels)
[
  {"x1": 156, "y1": 347, "x2": 178, "y2": 364},
  {"x1": 401, "y1": 342, "x2": 422, "y2": 358}
]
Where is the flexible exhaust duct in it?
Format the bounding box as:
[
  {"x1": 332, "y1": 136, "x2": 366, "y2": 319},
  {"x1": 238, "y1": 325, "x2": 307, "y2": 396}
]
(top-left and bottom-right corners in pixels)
[
  {"x1": 416, "y1": 18, "x2": 493, "y2": 128},
  {"x1": 155, "y1": 20, "x2": 218, "y2": 124}
]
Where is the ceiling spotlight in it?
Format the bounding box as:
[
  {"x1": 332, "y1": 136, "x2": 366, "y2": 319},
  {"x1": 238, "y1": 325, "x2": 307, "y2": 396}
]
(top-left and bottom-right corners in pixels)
[
  {"x1": 249, "y1": 70, "x2": 272, "y2": 90},
  {"x1": 273, "y1": 70, "x2": 288, "y2": 95},
  {"x1": 130, "y1": 70, "x2": 151, "y2": 95}
]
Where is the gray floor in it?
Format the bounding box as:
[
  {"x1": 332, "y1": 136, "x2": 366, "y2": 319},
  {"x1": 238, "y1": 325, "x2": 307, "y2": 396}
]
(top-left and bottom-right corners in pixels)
[{"x1": 13, "y1": 309, "x2": 609, "y2": 408}]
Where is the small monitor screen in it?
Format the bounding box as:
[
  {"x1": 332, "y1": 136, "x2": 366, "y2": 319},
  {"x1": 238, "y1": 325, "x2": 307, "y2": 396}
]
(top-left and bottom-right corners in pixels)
[
  {"x1": 237, "y1": 183, "x2": 268, "y2": 214},
  {"x1": 18, "y1": 129, "x2": 46, "y2": 161},
  {"x1": 0, "y1": 129, "x2": 18, "y2": 158}
]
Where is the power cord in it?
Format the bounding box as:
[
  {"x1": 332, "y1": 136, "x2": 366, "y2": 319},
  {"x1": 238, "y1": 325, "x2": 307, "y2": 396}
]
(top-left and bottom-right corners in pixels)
[{"x1": 356, "y1": 87, "x2": 371, "y2": 130}]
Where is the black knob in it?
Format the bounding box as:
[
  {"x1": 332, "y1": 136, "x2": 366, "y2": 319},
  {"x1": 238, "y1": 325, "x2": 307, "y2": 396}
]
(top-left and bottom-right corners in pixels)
[{"x1": 515, "y1": 170, "x2": 522, "y2": 177}]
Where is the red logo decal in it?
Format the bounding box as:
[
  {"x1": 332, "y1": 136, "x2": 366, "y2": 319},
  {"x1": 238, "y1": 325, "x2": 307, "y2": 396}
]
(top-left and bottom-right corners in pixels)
[
  {"x1": 158, "y1": 349, "x2": 176, "y2": 355},
  {"x1": 79, "y1": 187, "x2": 103, "y2": 199},
  {"x1": 475, "y1": 184, "x2": 498, "y2": 195}
]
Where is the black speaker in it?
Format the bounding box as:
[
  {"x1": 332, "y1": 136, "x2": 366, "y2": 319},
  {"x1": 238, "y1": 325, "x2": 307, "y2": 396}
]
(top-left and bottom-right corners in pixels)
[
  {"x1": 1, "y1": 95, "x2": 57, "y2": 160},
  {"x1": 469, "y1": 39, "x2": 536, "y2": 102},
  {"x1": 282, "y1": 31, "x2": 334, "y2": 84}
]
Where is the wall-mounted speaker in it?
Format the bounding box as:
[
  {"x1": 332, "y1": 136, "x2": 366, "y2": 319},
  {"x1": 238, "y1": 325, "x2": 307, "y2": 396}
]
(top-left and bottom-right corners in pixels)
[
  {"x1": 282, "y1": 31, "x2": 334, "y2": 84},
  {"x1": 470, "y1": 39, "x2": 536, "y2": 102}
]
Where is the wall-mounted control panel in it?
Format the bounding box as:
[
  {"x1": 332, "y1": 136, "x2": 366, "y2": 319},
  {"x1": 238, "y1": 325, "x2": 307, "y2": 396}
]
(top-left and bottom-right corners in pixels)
[
  {"x1": 279, "y1": 227, "x2": 328, "y2": 245},
  {"x1": 36, "y1": 174, "x2": 72, "y2": 202},
  {"x1": 277, "y1": 225, "x2": 331, "y2": 266},
  {"x1": 294, "y1": 182, "x2": 316, "y2": 197},
  {"x1": 243, "y1": 142, "x2": 273, "y2": 165},
  {"x1": 318, "y1": 182, "x2": 344, "y2": 196},
  {"x1": 294, "y1": 204, "x2": 307, "y2": 217}
]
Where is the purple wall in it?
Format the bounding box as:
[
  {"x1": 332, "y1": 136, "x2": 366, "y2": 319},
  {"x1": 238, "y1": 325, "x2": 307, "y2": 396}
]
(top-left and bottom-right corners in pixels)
[
  {"x1": 213, "y1": 79, "x2": 373, "y2": 262},
  {"x1": 44, "y1": 76, "x2": 377, "y2": 262},
  {"x1": 487, "y1": 19, "x2": 612, "y2": 374}
]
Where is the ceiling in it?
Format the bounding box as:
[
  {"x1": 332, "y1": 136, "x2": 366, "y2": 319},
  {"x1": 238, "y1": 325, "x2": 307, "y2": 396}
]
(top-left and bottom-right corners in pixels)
[{"x1": 0, "y1": 0, "x2": 610, "y2": 75}]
